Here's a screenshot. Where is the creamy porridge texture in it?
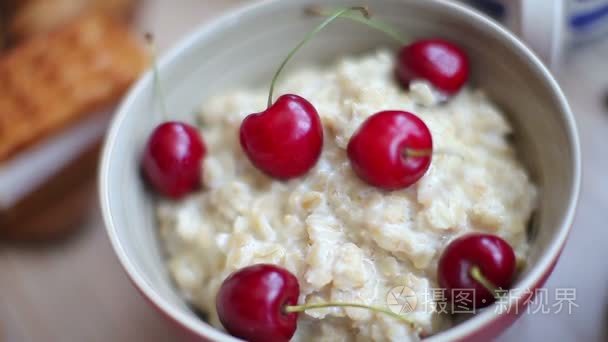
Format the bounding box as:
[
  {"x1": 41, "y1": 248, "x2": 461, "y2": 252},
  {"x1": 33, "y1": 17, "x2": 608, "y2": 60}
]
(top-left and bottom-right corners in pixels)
[{"x1": 157, "y1": 50, "x2": 537, "y2": 341}]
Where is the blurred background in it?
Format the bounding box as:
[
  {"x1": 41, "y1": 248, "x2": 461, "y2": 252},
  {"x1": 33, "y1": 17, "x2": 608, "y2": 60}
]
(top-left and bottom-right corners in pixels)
[{"x1": 0, "y1": 0, "x2": 606, "y2": 341}]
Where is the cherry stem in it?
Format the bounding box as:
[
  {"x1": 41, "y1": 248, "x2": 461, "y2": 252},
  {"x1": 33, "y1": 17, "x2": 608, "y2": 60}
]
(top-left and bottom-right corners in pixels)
[
  {"x1": 469, "y1": 265, "x2": 498, "y2": 294},
  {"x1": 145, "y1": 33, "x2": 168, "y2": 119},
  {"x1": 402, "y1": 148, "x2": 465, "y2": 161},
  {"x1": 306, "y1": 6, "x2": 407, "y2": 45},
  {"x1": 285, "y1": 302, "x2": 418, "y2": 330},
  {"x1": 266, "y1": 6, "x2": 371, "y2": 108},
  {"x1": 402, "y1": 148, "x2": 433, "y2": 159}
]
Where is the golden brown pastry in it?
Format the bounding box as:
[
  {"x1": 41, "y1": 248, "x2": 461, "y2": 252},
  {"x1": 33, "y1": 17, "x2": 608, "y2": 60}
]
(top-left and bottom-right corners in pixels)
[
  {"x1": 7, "y1": 0, "x2": 137, "y2": 42},
  {"x1": 0, "y1": 11, "x2": 148, "y2": 162}
]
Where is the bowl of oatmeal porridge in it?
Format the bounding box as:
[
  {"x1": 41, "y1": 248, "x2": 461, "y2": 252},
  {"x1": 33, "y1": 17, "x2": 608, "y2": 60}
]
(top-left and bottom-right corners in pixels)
[{"x1": 99, "y1": 0, "x2": 580, "y2": 341}]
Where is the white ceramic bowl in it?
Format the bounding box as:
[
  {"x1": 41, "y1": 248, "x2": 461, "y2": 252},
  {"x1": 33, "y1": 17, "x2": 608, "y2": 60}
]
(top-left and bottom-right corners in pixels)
[{"x1": 99, "y1": 0, "x2": 580, "y2": 340}]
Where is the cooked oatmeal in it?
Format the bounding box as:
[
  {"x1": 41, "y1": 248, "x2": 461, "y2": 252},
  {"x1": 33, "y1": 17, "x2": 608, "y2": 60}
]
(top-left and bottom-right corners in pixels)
[{"x1": 157, "y1": 50, "x2": 537, "y2": 341}]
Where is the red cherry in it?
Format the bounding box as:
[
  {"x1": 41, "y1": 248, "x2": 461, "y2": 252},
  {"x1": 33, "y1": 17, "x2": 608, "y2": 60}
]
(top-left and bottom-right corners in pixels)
[
  {"x1": 239, "y1": 7, "x2": 371, "y2": 180},
  {"x1": 216, "y1": 264, "x2": 300, "y2": 342},
  {"x1": 240, "y1": 94, "x2": 323, "y2": 179},
  {"x1": 347, "y1": 110, "x2": 432, "y2": 190},
  {"x1": 142, "y1": 121, "x2": 206, "y2": 199},
  {"x1": 438, "y1": 234, "x2": 516, "y2": 308},
  {"x1": 216, "y1": 263, "x2": 423, "y2": 341},
  {"x1": 396, "y1": 39, "x2": 469, "y2": 96}
]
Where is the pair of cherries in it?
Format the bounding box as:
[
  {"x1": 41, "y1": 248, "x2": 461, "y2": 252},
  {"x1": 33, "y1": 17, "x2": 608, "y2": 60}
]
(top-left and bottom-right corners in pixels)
[
  {"x1": 217, "y1": 234, "x2": 516, "y2": 342},
  {"x1": 241, "y1": 99, "x2": 435, "y2": 190},
  {"x1": 141, "y1": 7, "x2": 469, "y2": 198}
]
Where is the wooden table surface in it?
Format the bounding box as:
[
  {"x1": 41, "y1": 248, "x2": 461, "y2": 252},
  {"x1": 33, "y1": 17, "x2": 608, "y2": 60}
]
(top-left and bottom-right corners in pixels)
[{"x1": 1, "y1": 1, "x2": 607, "y2": 341}]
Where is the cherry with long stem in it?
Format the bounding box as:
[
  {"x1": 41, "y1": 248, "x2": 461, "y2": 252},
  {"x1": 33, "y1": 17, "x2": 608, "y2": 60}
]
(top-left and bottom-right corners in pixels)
[
  {"x1": 240, "y1": 7, "x2": 372, "y2": 180},
  {"x1": 216, "y1": 264, "x2": 422, "y2": 342},
  {"x1": 308, "y1": 6, "x2": 470, "y2": 96},
  {"x1": 141, "y1": 33, "x2": 207, "y2": 199}
]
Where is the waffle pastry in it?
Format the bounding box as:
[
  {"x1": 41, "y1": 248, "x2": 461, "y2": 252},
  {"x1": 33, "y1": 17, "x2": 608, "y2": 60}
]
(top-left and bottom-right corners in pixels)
[
  {"x1": 0, "y1": 11, "x2": 147, "y2": 162},
  {"x1": 7, "y1": 0, "x2": 137, "y2": 42}
]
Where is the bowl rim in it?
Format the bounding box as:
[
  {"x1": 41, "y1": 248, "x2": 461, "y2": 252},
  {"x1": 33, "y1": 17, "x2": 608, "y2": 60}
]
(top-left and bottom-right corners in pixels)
[{"x1": 99, "y1": 0, "x2": 581, "y2": 340}]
